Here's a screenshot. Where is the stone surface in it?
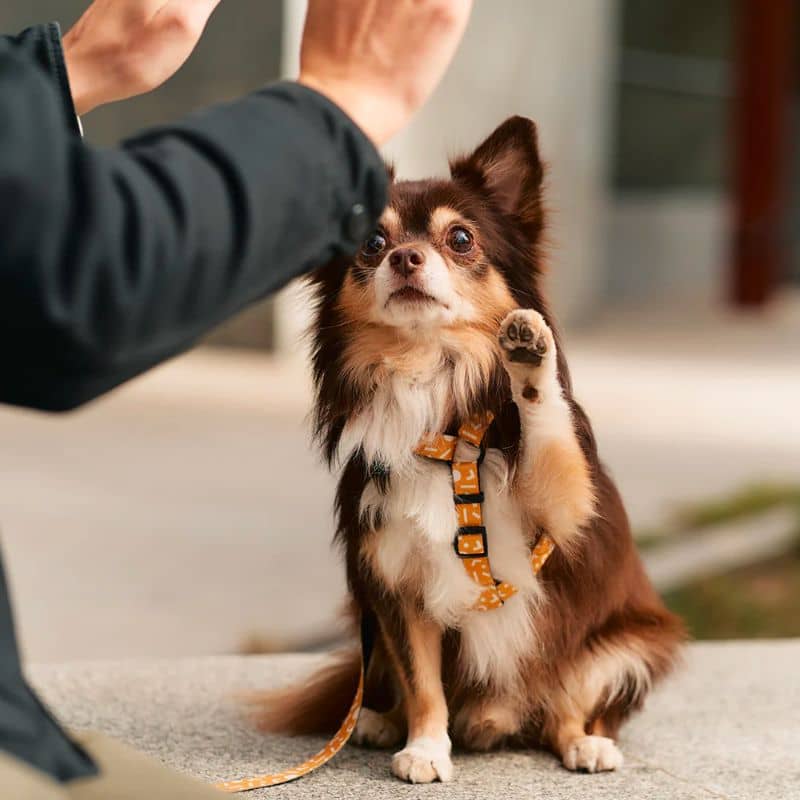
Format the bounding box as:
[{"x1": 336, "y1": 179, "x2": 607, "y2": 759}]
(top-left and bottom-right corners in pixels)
[{"x1": 29, "y1": 640, "x2": 800, "y2": 800}]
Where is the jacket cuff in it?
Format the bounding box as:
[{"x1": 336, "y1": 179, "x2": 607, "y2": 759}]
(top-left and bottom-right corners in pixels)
[
  {"x1": 13, "y1": 23, "x2": 81, "y2": 137},
  {"x1": 269, "y1": 82, "x2": 389, "y2": 253},
  {"x1": 128, "y1": 79, "x2": 390, "y2": 262}
]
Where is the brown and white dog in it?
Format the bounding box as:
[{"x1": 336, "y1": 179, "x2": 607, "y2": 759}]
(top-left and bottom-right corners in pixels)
[{"x1": 255, "y1": 117, "x2": 685, "y2": 783}]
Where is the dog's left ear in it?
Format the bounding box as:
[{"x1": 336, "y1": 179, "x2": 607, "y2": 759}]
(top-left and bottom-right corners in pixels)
[{"x1": 450, "y1": 116, "x2": 543, "y2": 224}]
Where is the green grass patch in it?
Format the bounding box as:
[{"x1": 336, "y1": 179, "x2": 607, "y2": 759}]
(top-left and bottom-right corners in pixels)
[
  {"x1": 635, "y1": 482, "x2": 800, "y2": 551},
  {"x1": 663, "y1": 538, "x2": 800, "y2": 639},
  {"x1": 643, "y1": 482, "x2": 800, "y2": 638},
  {"x1": 674, "y1": 483, "x2": 800, "y2": 530}
]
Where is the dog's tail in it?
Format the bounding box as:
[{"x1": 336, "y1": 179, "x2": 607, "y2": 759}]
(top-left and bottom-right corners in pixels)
[{"x1": 247, "y1": 647, "x2": 361, "y2": 735}]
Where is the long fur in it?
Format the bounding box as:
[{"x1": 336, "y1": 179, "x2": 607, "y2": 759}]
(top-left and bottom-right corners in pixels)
[
  {"x1": 252, "y1": 116, "x2": 685, "y2": 781},
  {"x1": 249, "y1": 647, "x2": 361, "y2": 736}
]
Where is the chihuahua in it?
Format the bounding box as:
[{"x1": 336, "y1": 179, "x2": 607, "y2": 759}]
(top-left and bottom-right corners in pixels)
[{"x1": 253, "y1": 117, "x2": 685, "y2": 783}]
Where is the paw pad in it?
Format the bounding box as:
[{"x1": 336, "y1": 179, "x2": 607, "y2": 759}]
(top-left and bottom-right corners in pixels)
[{"x1": 499, "y1": 309, "x2": 552, "y2": 366}]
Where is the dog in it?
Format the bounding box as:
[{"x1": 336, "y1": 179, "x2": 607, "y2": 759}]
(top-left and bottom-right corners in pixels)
[{"x1": 253, "y1": 116, "x2": 685, "y2": 783}]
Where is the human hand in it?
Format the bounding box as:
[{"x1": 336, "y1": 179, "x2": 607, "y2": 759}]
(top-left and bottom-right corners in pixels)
[
  {"x1": 298, "y1": 0, "x2": 473, "y2": 147},
  {"x1": 63, "y1": 0, "x2": 221, "y2": 115}
]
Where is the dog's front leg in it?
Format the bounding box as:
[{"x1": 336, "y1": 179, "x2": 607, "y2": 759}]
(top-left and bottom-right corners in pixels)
[
  {"x1": 377, "y1": 605, "x2": 452, "y2": 783},
  {"x1": 498, "y1": 309, "x2": 595, "y2": 552}
]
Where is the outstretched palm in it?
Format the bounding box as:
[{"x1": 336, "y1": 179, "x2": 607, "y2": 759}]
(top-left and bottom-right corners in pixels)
[{"x1": 64, "y1": 0, "x2": 221, "y2": 115}]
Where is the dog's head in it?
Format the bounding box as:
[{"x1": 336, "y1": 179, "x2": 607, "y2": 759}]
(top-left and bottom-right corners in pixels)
[
  {"x1": 311, "y1": 117, "x2": 552, "y2": 459},
  {"x1": 337, "y1": 116, "x2": 546, "y2": 331}
]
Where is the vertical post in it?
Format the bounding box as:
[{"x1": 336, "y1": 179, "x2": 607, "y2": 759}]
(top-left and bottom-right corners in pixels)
[
  {"x1": 731, "y1": 0, "x2": 795, "y2": 306},
  {"x1": 384, "y1": 0, "x2": 617, "y2": 325},
  {"x1": 273, "y1": 0, "x2": 315, "y2": 360}
]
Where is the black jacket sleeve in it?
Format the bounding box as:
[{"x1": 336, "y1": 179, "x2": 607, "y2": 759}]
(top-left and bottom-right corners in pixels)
[
  {"x1": 4, "y1": 23, "x2": 81, "y2": 136},
  {"x1": 0, "y1": 25, "x2": 387, "y2": 412}
]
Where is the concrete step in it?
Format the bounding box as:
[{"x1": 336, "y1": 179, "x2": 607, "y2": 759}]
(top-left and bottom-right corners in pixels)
[{"x1": 29, "y1": 640, "x2": 800, "y2": 799}]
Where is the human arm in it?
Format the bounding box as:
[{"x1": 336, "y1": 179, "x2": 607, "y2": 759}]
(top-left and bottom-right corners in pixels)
[
  {"x1": 0, "y1": 1, "x2": 471, "y2": 410},
  {"x1": 0, "y1": 40, "x2": 386, "y2": 410}
]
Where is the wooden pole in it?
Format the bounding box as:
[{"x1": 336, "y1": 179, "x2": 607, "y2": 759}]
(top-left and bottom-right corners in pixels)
[{"x1": 731, "y1": 0, "x2": 796, "y2": 306}]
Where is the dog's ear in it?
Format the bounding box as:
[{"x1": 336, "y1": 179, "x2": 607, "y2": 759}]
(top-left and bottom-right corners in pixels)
[
  {"x1": 384, "y1": 162, "x2": 396, "y2": 182},
  {"x1": 450, "y1": 116, "x2": 543, "y2": 223}
]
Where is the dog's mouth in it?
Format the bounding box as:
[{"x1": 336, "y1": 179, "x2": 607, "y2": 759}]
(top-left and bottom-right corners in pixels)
[{"x1": 387, "y1": 286, "x2": 439, "y2": 305}]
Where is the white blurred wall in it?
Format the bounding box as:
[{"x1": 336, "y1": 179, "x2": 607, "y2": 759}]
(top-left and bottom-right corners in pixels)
[
  {"x1": 607, "y1": 193, "x2": 727, "y2": 308},
  {"x1": 275, "y1": 0, "x2": 619, "y2": 354},
  {"x1": 383, "y1": 1, "x2": 618, "y2": 325}
]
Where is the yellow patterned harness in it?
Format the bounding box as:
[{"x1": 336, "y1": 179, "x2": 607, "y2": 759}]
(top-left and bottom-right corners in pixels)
[
  {"x1": 414, "y1": 412, "x2": 555, "y2": 610},
  {"x1": 216, "y1": 412, "x2": 555, "y2": 792}
]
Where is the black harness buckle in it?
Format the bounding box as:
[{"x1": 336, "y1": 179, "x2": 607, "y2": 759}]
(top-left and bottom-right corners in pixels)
[
  {"x1": 453, "y1": 491, "x2": 484, "y2": 505},
  {"x1": 453, "y1": 526, "x2": 488, "y2": 558}
]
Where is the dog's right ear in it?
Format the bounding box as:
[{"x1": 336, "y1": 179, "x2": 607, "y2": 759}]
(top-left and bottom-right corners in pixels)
[{"x1": 450, "y1": 116, "x2": 543, "y2": 226}]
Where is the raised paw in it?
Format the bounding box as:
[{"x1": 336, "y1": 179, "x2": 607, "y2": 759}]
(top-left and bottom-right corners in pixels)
[
  {"x1": 391, "y1": 736, "x2": 454, "y2": 784},
  {"x1": 498, "y1": 310, "x2": 556, "y2": 401},
  {"x1": 352, "y1": 708, "x2": 402, "y2": 749},
  {"x1": 498, "y1": 309, "x2": 554, "y2": 368},
  {"x1": 562, "y1": 735, "x2": 624, "y2": 773}
]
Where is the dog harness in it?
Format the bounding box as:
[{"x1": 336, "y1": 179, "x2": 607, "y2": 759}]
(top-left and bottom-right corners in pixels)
[
  {"x1": 216, "y1": 412, "x2": 555, "y2": 792},
  {"x1": 414, "y1": 411, "x2": 555, "y2": 610}
]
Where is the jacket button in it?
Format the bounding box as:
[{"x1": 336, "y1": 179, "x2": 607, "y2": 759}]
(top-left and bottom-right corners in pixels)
[{"x1": 344, "y1": 203, "x2": 370, "y2": 244}]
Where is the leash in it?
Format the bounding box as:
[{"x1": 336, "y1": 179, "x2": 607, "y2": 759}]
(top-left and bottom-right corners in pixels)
[
  {"x1": 215, "y1": 616, "x2": 376, "y2": 793},
  {"x1": 217, "y1": 413, "x2": 554, "y2": 792}
]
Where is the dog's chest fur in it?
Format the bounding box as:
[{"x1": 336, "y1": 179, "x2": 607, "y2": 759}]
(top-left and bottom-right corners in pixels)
[{"x1": 340, "y1": 371, "x2": 543, "y2": 686}]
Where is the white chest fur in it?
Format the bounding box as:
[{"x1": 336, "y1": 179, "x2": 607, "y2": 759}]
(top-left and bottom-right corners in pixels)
[
  {"x1": 358, "y1": 449, "x2": 543, "y2": 686},
  {"x1": 339, "y1": 370, "x2": 544, "y2": 686}
]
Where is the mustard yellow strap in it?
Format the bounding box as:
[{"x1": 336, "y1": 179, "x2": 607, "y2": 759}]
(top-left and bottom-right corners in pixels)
[
  {"x1": 530, "y1": 534, "x2": 555, "y2": 573},
  {"x1": 451, "y1": 455, "x2": 511, "y2": 611},
  {"x1": 415, "y1": 413, "x2": 495, "y2": 461},
  {"x1": 458, "y1": 412, "x2": 495, "y2": 447},
  {"x1": 215, "y1": 660, "x2": 364, "y2": 793},
  {"x1": 414, "y1": 433, "x2": 457, "y2": 461}
]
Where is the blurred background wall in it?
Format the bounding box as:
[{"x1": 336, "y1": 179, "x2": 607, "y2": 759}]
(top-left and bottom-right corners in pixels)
[
  {"x1": 376, "y1": 0, "x2": 616, "y2": 324},
  {"x1": 4, "y1": 1, "x2": 797, "y2": 347},
  {"x1": 0, "y1": 2, "x2": 797, "y2": 661},
  {"x1": 283, "y1": 0, "x2": 800, "y2": 345}
]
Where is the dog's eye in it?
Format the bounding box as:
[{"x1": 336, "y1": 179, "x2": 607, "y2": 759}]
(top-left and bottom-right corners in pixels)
[
  {"x1": 447, "y1": 226, "x2": 474, "y2": 254},
  {"x1": 362, "y1": 231, "x2": 387, "y2": 257}
]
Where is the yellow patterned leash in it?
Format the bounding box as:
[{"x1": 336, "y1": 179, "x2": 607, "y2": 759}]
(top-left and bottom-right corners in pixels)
[{"x1": 214, "y1": 618, "x2": 375, "y2": 793}]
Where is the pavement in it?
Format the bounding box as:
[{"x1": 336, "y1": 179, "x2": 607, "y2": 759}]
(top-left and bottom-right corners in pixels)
[
  {"x1": 28, "y1": 639, "x2": 800, "y2": 800},
  {"x1": 1, "y1": 298, "x2": 798, "y2": 663}
]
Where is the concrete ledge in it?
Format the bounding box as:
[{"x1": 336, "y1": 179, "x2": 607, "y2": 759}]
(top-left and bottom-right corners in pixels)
[{"x1": 29, "y1": 641, "x2": 800, "y2": 799}]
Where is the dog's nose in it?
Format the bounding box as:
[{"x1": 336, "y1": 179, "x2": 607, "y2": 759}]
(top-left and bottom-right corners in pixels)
[{"x1": 388, "y1": 247, "x2": 426, "y2": 277}]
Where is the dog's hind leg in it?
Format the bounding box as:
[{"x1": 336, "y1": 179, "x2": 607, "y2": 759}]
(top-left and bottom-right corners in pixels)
[
  {"x1": 353, "y1": 640, "x2": 406, "y2": 749},
  {"x1": 452, "y1": 693, "x2": 524, "y2": 751},
  {"x1": 541, "y1": 642, "x2": 639, "y2": 773},
  {"x1": 352, "y1": 705, "x2": 405, "y2": 749},
  {"x1": 541, "y1": 614, "x2": 682, "y2": 773}
]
